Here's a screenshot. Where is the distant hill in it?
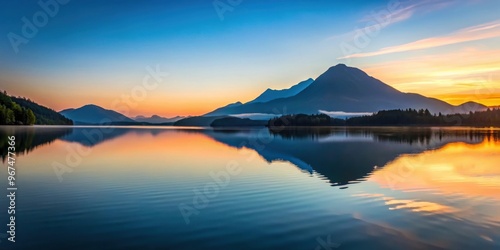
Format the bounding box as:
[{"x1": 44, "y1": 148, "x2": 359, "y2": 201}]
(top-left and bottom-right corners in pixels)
[
  {"x1": 173, "y1": 116, "x2": 226, "y2": 127},
  {"x1": 453, "y1": 101, "x2": 488, "y2": 113},
  {"x1": 60, "y1": 104, "x2": 134, "y2": 124},
  {"x1": 210, "y1": 117, "x2": 267, "y2": 127},
  {"x1": 205, "y1": 64, "x2": 485, "y2": 116},
  {"x1": 133, "y1": 115, "x2": 186, "y2": 124},
  {"x1": 247, "y1": 78, "x2": 314, "y2": 104},
  {"x1": 1, "y1": 91, "x2": 72, "y2": 125}
]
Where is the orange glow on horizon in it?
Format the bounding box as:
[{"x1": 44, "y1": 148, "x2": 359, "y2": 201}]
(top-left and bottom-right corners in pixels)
[
  {"x1": 370, "y1": 140, "x2": 500, "y2": 200},
  {"x1": 4, "y1": 46, "x2": 500, "y2": 117},
  {"x1": 363, "y1": 47, "x2": 500, "y2": 107}
]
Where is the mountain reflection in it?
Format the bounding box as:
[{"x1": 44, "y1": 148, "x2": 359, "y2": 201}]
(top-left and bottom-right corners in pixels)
[
  {"x1": 3, "y1": 126, "x2": 499, "y2": 188},
  {"x1": 269, "y1": 127, "x2": 499, "y2": 145},
  {"x1": 0, "y1": 126, "x2": 73, "y2": 162},
  {"x1": 207, "y1": 127, "x2": 499, "y2": 186}
]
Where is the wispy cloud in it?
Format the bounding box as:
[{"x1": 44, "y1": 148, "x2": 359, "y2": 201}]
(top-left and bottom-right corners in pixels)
[
  {"x1": 327, "y1": 0, "x2": 454, "y2": 42},
  {"x1": 357, "y1": 0, "x2": 453, "y2": 23},
  {"x1": 339, "y1": 19, "x2": 500, "y2": 59},
  {"x1": 360, "y1": 47, "x2": 500, "y2": 105}
]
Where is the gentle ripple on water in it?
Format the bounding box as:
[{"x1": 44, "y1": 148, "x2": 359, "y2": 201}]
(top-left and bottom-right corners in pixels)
[{"x1": 0, "y1": 126, "x2": 499, "y2": 249}]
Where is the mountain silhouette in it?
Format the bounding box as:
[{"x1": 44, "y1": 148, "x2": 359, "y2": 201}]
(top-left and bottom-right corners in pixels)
[
  {"x1": 205, "y1": 64, "x2": 486, "y2": 116},
  {"x1": 133, "y1": 115, "x2": 186, "y2": 124},
  {"x1": 247, "y1": 78, "x2": 314, "y2": 104},
  {"x1": 207, "y1": 79, "x2": 314, "y2": 116},
  {"x1": 173, "y1": 115, "x2": 226, "y2": 127},
  {"x1": 454, "y1": 101, "x2": 488, "y2": 113},
  {"x1": 60, "y1": 104, "x2": 134, "y2": 124}
]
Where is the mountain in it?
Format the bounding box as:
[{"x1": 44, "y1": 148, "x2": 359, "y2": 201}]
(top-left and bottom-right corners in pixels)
[
  {"x1": 133, "y1": 115, "x2": 186, "y2": 124},
  {"x1": 210, "y1": 117, "x2": 267, "y2": 127},
  {"x1": 206, "y1": 102, "x2": 243, "y2": 115},
  {"x1": 453, "y1": 101, "x2": 488, "y2": 113},
  {"x1": 1, "y1": 90, "x2": 72, "y2": 125},
  {"x1": 207, "y1": 79, "x2": 314, "y2": 116},
  {"x1": 60, "y1": 104, "x2": 134, "y2": 124},
  {"x1": 205, "y1": 64, "x2": 483, "y2": 116},
  {"x1": 247, "y1": 78, "x2": 314, "y2": 104},
  {"x1": 173, "y1": 116, "x2": 226, "y2": 127}
]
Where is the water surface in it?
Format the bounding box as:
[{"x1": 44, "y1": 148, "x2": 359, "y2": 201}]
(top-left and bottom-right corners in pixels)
[{"x1": 1, "y1": 126, "x2": 499, "y2": 249}]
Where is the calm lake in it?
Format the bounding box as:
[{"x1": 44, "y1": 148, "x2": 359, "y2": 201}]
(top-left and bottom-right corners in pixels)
[{"x1": 1, "y1": 126, "x2": 499, "y2": 250}]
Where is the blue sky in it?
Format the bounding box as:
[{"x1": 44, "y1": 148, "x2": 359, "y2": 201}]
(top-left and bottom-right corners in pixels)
[{"x1": 1, "y1": 0, "x2": 499, "y2": 116}]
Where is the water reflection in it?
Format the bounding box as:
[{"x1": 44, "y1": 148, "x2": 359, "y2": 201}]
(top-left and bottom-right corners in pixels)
[
  {"x1": 1, "y1": 126, "x2": 499, "y2": 249},
  {"x1": 371, "y1": 140, "x2": 500, "y2": 200},
  {"x1": 0, "y1": 126, "x2": 73, "y2": 161},
  {"x1": 58, "y1": 126, "x2": 189, "y2": 147},
  {"x1": 206, "y1": 127, "x2": 497, "y2": 186},
  {"x1": 2, "y1": 126, "x2": 499, "y2": 187},
  {"x1": 269, "y1": 126, "x2": 499, "y2": 145}
]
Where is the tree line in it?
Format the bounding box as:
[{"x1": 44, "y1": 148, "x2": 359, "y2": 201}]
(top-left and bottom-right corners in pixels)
[
  {"x1": 0, "y1": 91, "x2": 36, "y2": 125},
  {"x1": 11, "y1": 96, "x2": 73, "y2": 125},
  {"x1": 268, "y1": 108, "x2": 500, "y2": 127}
]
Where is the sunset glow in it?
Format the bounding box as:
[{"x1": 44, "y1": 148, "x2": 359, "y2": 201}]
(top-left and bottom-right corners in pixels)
[
  {"x1": 1, "y1": 0, "x2": 499, "y2": 116},
  {"x1": 371, "y1": 140, "x2": 500, "y2": 199}
]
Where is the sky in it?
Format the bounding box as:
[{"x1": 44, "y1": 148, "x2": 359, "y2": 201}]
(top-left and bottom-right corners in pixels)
[{"x1": 1, "y1": 0, "x2": 499, "y2": 117}]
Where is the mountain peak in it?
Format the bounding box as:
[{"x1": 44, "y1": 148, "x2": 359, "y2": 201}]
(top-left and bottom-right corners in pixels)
[
  {"x1": 60, "y1": 104, "x2": 134, "y2": 124},
  {"x1": 205, "y1": 64, "x2": 485, "y2": 116},
  {"x1": 133, "y1": 114, "x2": 186, "y2": 123},
  {"x1": 81, "y1": 104, "x2": 101, "y2": 108},
  {"x1": 78, "y1": 104, "x2": 111, "y2": 111},
  {"x1": 326, "y1": 63, "x2": 361, "y2": 73},
  {"x1": 245, "y1": 79, "x2": 314, "y2": 105},
  {"x1": 454, "y1": 101, "x2": 487, "y2": 112},
  {"x1": 458, "y1": 101, "x2": 484, "y2": 106},
  {"x1": 325, "y1": 63, "x2": 349, "y2": 71},
  {"x1": 61, "y1": 104, "x2": 102, "y2": 113}
]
